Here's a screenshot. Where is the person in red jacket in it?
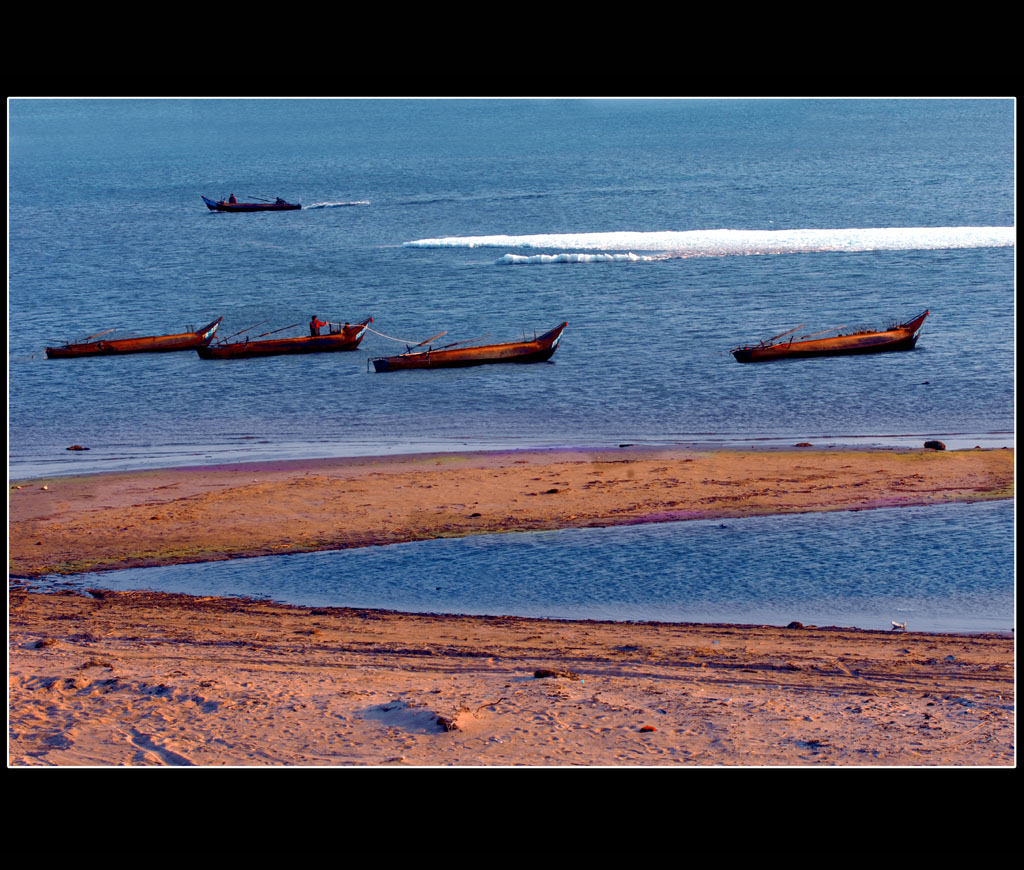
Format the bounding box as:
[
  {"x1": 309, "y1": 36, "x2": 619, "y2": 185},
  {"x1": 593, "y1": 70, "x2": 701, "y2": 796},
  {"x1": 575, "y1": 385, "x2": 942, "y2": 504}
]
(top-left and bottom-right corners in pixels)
[{"x1": 309, "y1": 315, "x2": 328, "y2": 336}]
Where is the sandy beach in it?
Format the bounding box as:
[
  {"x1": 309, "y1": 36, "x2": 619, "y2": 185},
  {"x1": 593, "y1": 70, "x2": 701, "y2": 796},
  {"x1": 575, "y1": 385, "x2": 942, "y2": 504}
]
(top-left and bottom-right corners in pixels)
[{"x1": 8, "y1": 445, "x2": 1015, "y2": 766}]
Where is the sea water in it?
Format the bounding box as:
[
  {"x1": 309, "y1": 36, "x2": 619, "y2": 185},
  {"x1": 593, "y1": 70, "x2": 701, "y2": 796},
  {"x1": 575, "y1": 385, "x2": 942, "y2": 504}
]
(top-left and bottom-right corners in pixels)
[{"x1": 8, "y1": 98, "x2": 1015, "y2": 630}]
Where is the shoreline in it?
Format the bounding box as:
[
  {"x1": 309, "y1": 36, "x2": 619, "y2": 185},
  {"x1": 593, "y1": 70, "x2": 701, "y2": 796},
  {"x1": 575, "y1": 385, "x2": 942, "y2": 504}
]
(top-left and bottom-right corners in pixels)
[
  {"x1": 9, "y1": 430, "x2": 1015, "y2": 481},
  {"x1": 9, "y1": 444, "x2": 1015, "y2": 766}
]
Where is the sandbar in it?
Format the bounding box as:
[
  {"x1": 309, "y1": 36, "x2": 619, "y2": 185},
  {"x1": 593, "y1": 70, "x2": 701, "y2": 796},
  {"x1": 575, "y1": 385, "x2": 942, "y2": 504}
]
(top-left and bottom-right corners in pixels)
[{"x1": 9, "y1": 444, "x2": 1014, "y2": 578}]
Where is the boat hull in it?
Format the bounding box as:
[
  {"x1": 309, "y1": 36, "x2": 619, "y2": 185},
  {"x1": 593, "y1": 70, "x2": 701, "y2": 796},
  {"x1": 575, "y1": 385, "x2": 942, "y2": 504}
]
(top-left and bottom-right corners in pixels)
[
  {"x1": 46, "y1": 317, "x2": 222, "y2": 359},
  {"x1": 732, "y1": 311, "x2": 928, "y2": 363},
  {"x1": 202, "y1": 195, "x2": 300, "y2": 212},
  {"x1": 197, "y1": 318, "x2": 371, "y2": 359},
  {"x1": 371, "y1": 322, "x2": 566, "y2": 372}
]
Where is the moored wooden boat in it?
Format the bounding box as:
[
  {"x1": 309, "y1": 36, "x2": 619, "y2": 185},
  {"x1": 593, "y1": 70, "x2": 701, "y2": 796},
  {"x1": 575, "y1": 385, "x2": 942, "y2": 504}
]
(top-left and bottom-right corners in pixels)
[
  {"x1": 201, "y1": 195, "x2": 301, "y2": 212},
  {"x1": 370, "y1": 322, "x2": 567, "y2": 372},
  {"x1": 197, "y1": 317, "x2": 372, "y2": 359},
  {"x1": 46, "y1": 317, "x2": 222, "y2": 359},
  {"x1": 731, "y1": 310, "x2": 929, "y2": 363}
]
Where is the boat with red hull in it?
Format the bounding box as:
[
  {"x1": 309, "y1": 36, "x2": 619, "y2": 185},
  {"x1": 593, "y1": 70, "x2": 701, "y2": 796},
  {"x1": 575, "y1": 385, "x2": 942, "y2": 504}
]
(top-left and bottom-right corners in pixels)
[
  {"x1": 197, "y1": 318, "x2": 372, "y2": 359},
  {"x1": 370, "y1": 322, "x2": 567, "y2": 372},
  {"x1": 46, "y1": 317, "x2": 222, "y2": 359},
  {"x1": 202, "y1": 195, "x2": 300, "y2": 212},
  {"x1": 731, "y1": 310, "x2": 929, "y2": 363}
]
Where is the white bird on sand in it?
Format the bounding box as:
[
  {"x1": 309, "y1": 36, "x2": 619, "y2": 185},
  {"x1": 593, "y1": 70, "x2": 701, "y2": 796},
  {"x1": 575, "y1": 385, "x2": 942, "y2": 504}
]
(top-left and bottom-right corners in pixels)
[{"x1": 891, "y1": 621, "x2": 907, "y2": 631}]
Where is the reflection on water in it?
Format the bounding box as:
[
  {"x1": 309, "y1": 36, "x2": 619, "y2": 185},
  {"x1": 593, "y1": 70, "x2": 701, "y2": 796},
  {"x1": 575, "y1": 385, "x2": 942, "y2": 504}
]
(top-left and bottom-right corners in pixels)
[{"x1": 44, "y1": 500, "x2": 1014, "y2": 634}]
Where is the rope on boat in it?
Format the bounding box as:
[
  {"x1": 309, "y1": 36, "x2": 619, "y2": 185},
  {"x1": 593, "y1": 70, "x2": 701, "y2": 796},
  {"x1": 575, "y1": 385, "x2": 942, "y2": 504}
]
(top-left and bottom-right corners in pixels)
[
  {"x1": 799, "y1": 325, "x2": 847, "y2": 339},
  {"x1": 362, "y1": 324, "x2": 438, "y2": 345}
]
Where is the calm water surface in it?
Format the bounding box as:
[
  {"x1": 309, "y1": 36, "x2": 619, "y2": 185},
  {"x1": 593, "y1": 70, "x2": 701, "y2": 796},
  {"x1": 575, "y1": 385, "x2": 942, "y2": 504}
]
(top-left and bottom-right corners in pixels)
[
  {"x1": 9, "y1": 98, "x2": 1014, "y2": 476},
  {"x1": 39, "y1": 501, "x2": 1014, "y2": 634}
]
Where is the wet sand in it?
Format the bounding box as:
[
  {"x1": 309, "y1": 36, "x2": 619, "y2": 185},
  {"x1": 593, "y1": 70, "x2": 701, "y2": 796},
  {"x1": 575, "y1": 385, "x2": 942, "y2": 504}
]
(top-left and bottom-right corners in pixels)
[{"x1": 8, "y1": 445, "x2": 1015, "y2": 766}]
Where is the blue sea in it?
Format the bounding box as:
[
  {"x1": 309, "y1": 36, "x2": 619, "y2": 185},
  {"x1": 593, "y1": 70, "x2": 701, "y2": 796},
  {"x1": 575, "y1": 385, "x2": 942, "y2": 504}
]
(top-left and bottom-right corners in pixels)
[{"x1": 8, "y1": 98, "x2": 1015, "y2": 632}]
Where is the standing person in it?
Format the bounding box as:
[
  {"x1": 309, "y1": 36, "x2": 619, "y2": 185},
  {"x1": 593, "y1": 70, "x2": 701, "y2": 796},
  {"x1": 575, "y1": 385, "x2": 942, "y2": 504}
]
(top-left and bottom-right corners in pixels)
[
  {"x1": 309, "y1": 315, "x2": 328, "y2": 336},
  {"x1": 228, "y1": 194, "x2": 237, "y2": 204}
]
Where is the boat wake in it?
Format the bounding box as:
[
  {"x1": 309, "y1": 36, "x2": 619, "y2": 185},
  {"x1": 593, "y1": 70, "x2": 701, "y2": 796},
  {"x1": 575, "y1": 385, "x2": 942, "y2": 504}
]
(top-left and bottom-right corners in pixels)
[
  {"x1": 406, "y1": 226, "x2": 1014, "y2": 260},
  {"x1": 305, "y1": 200, "x2": 371, "y2": 209}
]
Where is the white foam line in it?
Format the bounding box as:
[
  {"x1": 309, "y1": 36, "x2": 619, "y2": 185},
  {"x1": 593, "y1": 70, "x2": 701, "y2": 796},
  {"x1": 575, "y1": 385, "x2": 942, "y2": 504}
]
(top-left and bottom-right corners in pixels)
[
  {"x1": 497, "y1": 252, "x2": 656, "y2": 264},
  {"x1": 405, "y1": 226, "x2": 1015, "y2": 256}
]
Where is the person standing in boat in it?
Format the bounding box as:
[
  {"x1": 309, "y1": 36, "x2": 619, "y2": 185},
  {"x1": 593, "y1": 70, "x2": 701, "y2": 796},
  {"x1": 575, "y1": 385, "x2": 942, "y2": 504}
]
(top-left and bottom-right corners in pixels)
[
  {"x1": 228, "y1": 194, "x2": 237, "y2": 203},
  {"x1": 310, "y1": 315, "x2": 328, "y2": 336}
]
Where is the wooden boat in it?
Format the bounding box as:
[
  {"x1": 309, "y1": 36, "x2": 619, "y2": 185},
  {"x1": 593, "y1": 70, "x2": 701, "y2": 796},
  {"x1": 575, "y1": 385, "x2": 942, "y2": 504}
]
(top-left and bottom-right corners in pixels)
[
  {"x1": 197, "y1": 317, "x2": 372, "y2": 359},
  {"x1": 731, "y1": 310, "x2": 929, "y2": 363},
  {"x1": 46, "y1": 317, "x2": 222, "y2": 359},
  {"x1": 201, "y1": 195, "x2": 301, "y2": 212},
  {"x1": 370, "y1": 322, "x2": 567, "y2": 372}
]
